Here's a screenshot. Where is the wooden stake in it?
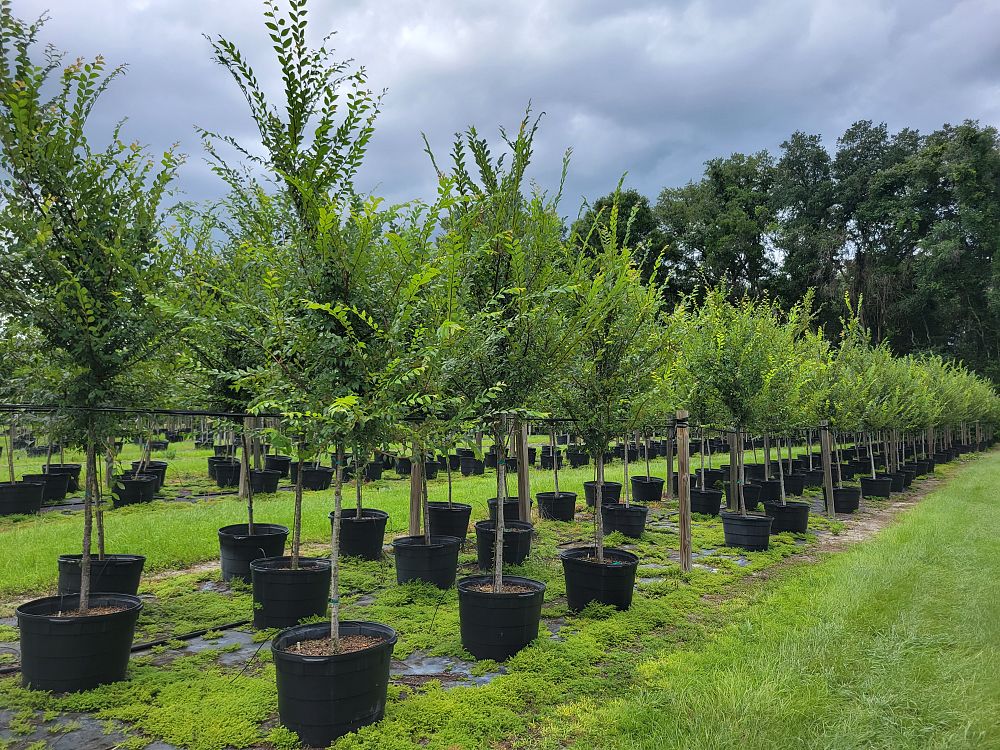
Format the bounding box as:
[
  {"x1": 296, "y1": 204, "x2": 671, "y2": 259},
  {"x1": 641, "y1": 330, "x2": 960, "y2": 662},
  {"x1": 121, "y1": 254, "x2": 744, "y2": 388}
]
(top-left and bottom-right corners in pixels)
[
  {"x1": 515, "y1": 419, "x2": 531, "y2": 522},
  {"x1": 676, "y1": 410, "x2": 692, "y2": 573},
  {"x1": 408, "y1": 440, "x2": 422, "y2": 536},
  {"x1": 820, "y1": 421, "x2": 836, "y2": 517}
]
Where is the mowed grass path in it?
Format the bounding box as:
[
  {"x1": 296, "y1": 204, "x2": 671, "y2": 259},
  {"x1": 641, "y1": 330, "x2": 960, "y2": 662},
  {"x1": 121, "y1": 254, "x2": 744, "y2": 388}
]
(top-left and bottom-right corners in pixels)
[{"x1": 547, "y1": 449, "x2": 1000, "y2": 750}]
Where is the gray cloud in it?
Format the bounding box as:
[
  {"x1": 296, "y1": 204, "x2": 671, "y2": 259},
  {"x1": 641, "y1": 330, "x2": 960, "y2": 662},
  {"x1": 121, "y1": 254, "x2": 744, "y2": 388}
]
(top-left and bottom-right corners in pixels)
[{"x1": 15, "y1": 0, "x2": 1000, "y2": 216}]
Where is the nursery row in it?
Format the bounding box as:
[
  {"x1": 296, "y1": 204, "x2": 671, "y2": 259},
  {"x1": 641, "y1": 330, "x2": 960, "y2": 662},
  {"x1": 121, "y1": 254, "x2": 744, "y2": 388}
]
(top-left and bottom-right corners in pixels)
[{"x1": 0, "y1": 1, "x2": 998, "y2": 748}]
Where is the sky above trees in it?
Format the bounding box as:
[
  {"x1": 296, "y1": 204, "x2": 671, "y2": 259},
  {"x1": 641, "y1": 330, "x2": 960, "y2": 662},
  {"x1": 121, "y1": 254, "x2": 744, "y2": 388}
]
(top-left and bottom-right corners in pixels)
[{"x1": 14, "y1": 0, "x2": 1000, "y2": 211}]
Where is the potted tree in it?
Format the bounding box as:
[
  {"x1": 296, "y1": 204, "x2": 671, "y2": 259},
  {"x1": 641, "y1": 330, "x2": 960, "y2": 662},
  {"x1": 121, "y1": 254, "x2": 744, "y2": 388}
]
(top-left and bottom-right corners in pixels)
[
  {"x1": 167, "y1": 226, "x2": 290, "y2": 581},
  {"x1": 761, "y1": 298, "x2": 825, "y2": 533},
  {"x1": 0, "y1": 5, "x2": 178, "y2": 690},
  {"x1": 554, "y1": 193, "x2": 676, "y2": 606},
  {"x1": 681, "y1": 290, "x2": 779, "y2": 551},
  {"x1": 204, "y1": 2, "x2": 394, "y2": 743},
  {"x1": 436, "y1": 114, "x2": 589, "y2": 659}
]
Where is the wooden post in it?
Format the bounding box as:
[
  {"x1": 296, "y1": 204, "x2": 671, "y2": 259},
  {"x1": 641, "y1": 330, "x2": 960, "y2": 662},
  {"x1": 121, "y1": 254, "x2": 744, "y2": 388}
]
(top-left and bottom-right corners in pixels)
[
  {"x1": 408, "y1": 441, "x2": 423, "y2": 536},
  {"x1": 676, "y1": 410, "x2": 692, "y2": 573},
  {"x1": 516, "y1": 419, "x2": 531, "y2": 522},
  {"x1": 728, "y1": 429, "x2": 739, "y2": 511},
  {"x1": 665, "y1": 419, "x2": 675, "y2": 502},
  {"x1": 820, "y1": 421, "x2": 836, "y2": 517}
]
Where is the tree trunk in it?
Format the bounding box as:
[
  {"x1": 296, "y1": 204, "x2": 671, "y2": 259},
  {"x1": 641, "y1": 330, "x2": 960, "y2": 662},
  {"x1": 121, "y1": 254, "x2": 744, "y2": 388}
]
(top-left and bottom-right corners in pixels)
[
  {"x1": 515, "y1": 420, "x2": 531, "y2": 522},
  {"x1": 594, "y1": 451, "x2": 606, "y2": 564},
  {"x1": 80, "y1": 429, "x2": 97, "y2": 613},
  {"x1": 408, "y1": 440, "x2": 422, "y2": 536},
  {"x1": 493, "y1": 420, "x2": 507, "y2": 593},
  {"x1": 241, "y1": 420, "x2": 254, "y2": 535},
  {"x1": 550, "y1": 425, "x2": 560, "y2": 497},
  {"x1": 291, "y1": 456, "x2": 303, "y2": 569},
  {"x1": 329, "y1": 445, "x2": 344, "y2": 654},
  {"x1": 622, "y1": 435, "x2": 631, "y2": 508}
]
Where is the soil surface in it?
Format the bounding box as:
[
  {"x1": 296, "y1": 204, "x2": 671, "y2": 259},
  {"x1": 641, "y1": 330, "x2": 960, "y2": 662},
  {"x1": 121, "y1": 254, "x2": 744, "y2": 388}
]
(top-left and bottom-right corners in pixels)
[
  {"x1": 467, "y1": 582, "x2": 535, "y2": 594},
  {"x1": 52, "y1": 605, "x2": 127, "y2": 618},
  {"x1": 280, "y1": 633, "x2": 386, "y2": 656}
]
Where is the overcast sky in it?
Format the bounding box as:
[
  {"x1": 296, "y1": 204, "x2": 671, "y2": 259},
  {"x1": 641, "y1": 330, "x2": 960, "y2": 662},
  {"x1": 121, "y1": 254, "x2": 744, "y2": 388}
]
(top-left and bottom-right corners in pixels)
[{"x1": 15, "y1": 0, "x2": 1000, "y2": 215}]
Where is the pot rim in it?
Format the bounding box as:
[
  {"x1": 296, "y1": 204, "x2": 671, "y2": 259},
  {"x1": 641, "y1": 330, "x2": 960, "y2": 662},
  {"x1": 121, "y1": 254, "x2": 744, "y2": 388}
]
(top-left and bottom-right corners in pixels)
[
  {"x1": 16, "y1": 593, "x2": 143, "y2": 623},
  {"x1": 719, "y1": 510, "x2": 773, "y2": 524},
  {"x1": 426, "y1": 501, "x2": 473, "y2": 511},
  {"x1": 250, "y1": 555, "x2": 332, "y2": 573},
  {"x1": 603, "y1": 503, "x2": 648, "y2": 514},
  {"x1": 271, "y1": 620, "x2": 397, "y2": 664},
  {"x1": 391, "y1": 534, "x2": 462, "y2": 550},
  {"x1": 218, "y1": 523, "x2": 290, "y2": 541},
  {"x1": 474, "y1": 519, "x2": 534, "y2": 531},
  {"x1": 57, "y1": 553, "x2": 146, "y2": 565},
  {"x1": 559, "y1": 546, "x2": 639, "y2": 566},
  {"x1": 333, "y1": 508, "x2": 389, "y2": 521},
  {"x1": 457, "y1": 574, "x2": 545, "y2": 599},
  {"x1": 535, "y1": 490, "x2": 577, "y2": 499}
]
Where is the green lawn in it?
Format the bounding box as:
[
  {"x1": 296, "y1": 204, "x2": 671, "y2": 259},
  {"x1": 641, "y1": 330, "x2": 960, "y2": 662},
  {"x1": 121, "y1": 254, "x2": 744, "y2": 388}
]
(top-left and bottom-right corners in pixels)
[
  {"x1": 0, "y1": 438, "x2": 806, "y2": 598},
  {"x1": 540, "y1": 449, "x2": 1000, "y2": 750}
]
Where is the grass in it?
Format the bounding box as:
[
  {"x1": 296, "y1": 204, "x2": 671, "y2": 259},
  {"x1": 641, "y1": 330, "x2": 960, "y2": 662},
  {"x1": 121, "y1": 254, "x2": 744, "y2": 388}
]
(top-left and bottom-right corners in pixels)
[
  {"x1": 0, "y1": 439, "x2": 814, "y2": 598},
  {"x1": 0, "y1": 447, "x2": 990, "y2": 749},
  {"x1": 536, "y1": 449, "x2": 1000, "y2": 750}
]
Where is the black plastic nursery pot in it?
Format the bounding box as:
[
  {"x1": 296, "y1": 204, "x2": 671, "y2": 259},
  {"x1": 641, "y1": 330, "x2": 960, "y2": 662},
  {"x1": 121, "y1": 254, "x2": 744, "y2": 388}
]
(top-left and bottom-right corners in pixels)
[
  {"x1": 272, "y1": 621, "x2": 397, "y2": 747},
  {"x1": 301, "y1": 466, "x2": 334, "y2": 491},
  {"x1": 395, "y1": 456, "x2": 412, "y2": 476},
  {"x1": 22, "y1": 472, "x2": 69, "y2": 503},
  {"x1": 427, "y1": 502, "x2": 472, "y2": 541},
  {"x1": 720, "y1": 511, "x2": 773, "y2": 551},
  {"x1": 724, "y1": 482, "x2": 762, "y2": 511},
  {"x1": 250, "y1": 469, "x2": 281, "y2": 494},
  {"x1": 251, "y1": 556, "x2": 332, "y2": 629},
  {"x1": 336, "y1": 509, "x2": 389, "y2": 560},
  {"x1": 560, "y1": 547, "x2": 639, "y2": 611},
  {"x1": 16, "y1": 593, "x2": 142, "y2": 692},
  {"x1": 696, "y1": 468, "x2": 726, "y2": 488},
  {"x1": 690, "y1": 487, "x2": 723, "y2": 515},
  {"x1": 782, "y1": 473, "x2": 807, "y2": 496},
  {"x1": 217, "y1": 523, "x2": 289, "y2": 583},
  {"x1": 762, "y1": 501, "x2": 810, "y2": 533},
  {"x1": 130, "y1": 460, "x2": 167, "y2": 491},
  {"x1": 112, "y1": 473, "x2": 157, "y2": 507},
  {"x1": 459, "y1": 456, "x2": 484, "y2": 476},
  {"x1": 207, "y1": 456, "x2": 233, "y2": 481},
  {"x1": 932, "y1": 451, "x2": 951, "y2": 464},
  {"x1": 630, "y1": 476, "x2": 664, "y2": 504},
  {"x1": 392, "y1": 535, "x2": 462, "y2": 588},
  {"x1": 57, "y1": 553, "x2": 146, "y2": 596},
  {"x1": 474, "y1": 520, "x2": 533, "y2": 569},
  {"x1": 264, "y1": 454, "x2": 292, "y2": 478},
  {"x1": 423, "y1": 461, "x2": 439, "y2": 480},
  {"x1": 833, "y1": 486, "x2": 862, "y2": 513},
  {"x1": 603, "y1": 503, "x2": 648, "y2": 538},
  {"x1": 756, "y1": 480, "x2": 782, "y2": 503},
  {"x1": 42, "y1": 463, "x2": 82, "y2": 493},
  {"x1": 214, "y1": 460, "x2": 241, "y2": 489},
  {"x1": 899, "y1": 469, "x2": 915, "y2": 488},
  {"x1": 364, "y1": 461, "x2": 385, "y2": 481},
  {"x1": 803, "y1": 468, "x2": 825, "y2": 487},
  {"x1": 0, "y1": 481, "x2": 44, "y2": 515},
  {"x1": 860, "y1": 476, "x2": 892, "y2": 499},
  {"x1": 536, "y1": 491, "x2": 577, "y2": 521},
  {"x1": 583, "y1": 481, "x2": 623, "y2": 507},
  {"x1": 457, "y1": 575, "x2": 545, "y2": 661},
  {"x1": 487, "y1": 496, "x2": 530, "y2": 523},
  {"x1": 877, "y1": 472, "x2": 905, "y2": 493},
  {"x1": 910, "y1": 460, "x2": 930, "y2": 476}
]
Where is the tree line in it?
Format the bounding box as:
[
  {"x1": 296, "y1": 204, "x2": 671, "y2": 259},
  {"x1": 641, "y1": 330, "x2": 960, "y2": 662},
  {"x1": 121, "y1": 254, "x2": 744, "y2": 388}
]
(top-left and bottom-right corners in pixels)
[{"x1": 574, "y1": 120, "x2": 1000, "y2": 383}]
